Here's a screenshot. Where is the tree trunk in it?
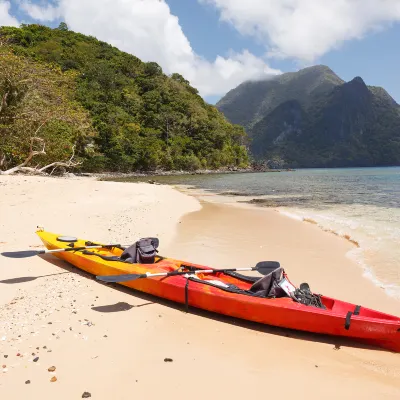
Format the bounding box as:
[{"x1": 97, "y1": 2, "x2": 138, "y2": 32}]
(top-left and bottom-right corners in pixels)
[{"x1": 0, "y1": 91, "x2": 9, "y2": 114}]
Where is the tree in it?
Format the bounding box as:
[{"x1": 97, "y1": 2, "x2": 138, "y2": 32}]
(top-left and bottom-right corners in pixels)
[
  {"x1": 171, "y1": 73, "x2": 189, "y2": 85},
  {"x1": 57, "y1": 22, "x2": 69, "y2": 31},
  {"x1": 0, "y1": 47, "x2": 95, "y2": 174},
  {"x1": 171, "y1": 73, "x2": 198, "y2": 94},
  {"x1": 144, "y1": 62, "x2": 163, "y2": 76}
]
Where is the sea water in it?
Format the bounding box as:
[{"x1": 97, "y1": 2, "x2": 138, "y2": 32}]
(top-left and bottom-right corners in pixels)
[{"x1": 118, "y1": 167, "x2": 400, "y2": 300}]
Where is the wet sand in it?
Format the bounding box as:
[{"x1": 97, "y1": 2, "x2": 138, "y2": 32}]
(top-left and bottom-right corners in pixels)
[{"x1": 0, "y1": 175, "x2": 399, "y2": 399}]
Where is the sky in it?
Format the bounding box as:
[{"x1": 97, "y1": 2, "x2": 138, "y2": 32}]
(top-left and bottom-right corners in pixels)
[{"x1": 1, "y1": 0, "x2": 400, "y2": 104}]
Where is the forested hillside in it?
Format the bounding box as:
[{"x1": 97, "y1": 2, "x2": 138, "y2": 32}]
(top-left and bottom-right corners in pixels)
[{"x1": 0, "y1": 24, "x2": 248, "y2": 174}]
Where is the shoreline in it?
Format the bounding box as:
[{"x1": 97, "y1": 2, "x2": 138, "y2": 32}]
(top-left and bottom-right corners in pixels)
[
  {"x1": 167, "y1": 195, "x2": 400, "y2": 315},
  {"x1": 172, "y1": 182, "x2": 400, "y2": 304},
  {"x1": 1, "y1": 175, "x2": 399, "y2": 399},
  {"x1": 77, "y1": 167, "x2": 294, "y2": 180},
  {"x1": 278, "y1": 209, "x2": 400, "y2": 302}
]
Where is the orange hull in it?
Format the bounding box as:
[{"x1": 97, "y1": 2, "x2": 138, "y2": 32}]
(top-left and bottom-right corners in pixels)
[{"x1": 37, "y1": 231, "x2": 400, "y2": 352}]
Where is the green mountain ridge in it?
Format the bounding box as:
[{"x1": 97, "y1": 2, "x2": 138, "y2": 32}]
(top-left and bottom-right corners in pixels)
[
  {"x1": 217, "y1": 65, "x2": 345, "y2": 129},
  {"x1": 0, "y1": 24, "x2": 249, "y2": 173},
  {"x1": 217, "y1": 65, "x2": 400, "y2": 168}
]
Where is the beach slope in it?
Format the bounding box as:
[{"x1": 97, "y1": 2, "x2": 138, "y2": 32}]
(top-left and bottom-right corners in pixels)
[{"x1": 0, "y1": 175, "x2": 399, "y2": 399}]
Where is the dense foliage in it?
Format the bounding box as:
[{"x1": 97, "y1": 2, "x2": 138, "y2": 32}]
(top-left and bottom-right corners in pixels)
[
  {"x1": 0, "y1": 24, "x2": 248, "y2": 172},
  {"x1": 0, "y1": 46, "x2": 94, "y2": 172},
  {"x1": 218, "y1": 66, "x2": 400, "y2": 168}
]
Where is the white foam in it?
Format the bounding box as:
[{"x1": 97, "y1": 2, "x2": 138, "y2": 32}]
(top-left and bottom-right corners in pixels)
[
  {"x1": 277, "y1": 206, "x2": 400, "y2": 301},
  {"x1": 278, "y1": 209, "x2": 304, "y2": 222},
  {"x1": 347, "y1": 247, "x2": 400, "y2": 300}
]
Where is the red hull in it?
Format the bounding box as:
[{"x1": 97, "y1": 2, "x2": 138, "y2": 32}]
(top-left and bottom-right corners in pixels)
[{"x1": 38, "y1": 231, "x2": 400, "y2": 352}]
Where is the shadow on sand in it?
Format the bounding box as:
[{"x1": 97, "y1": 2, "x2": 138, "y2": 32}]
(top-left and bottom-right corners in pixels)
[
  {"x1": 92, "y1": 301, "x2": 153, "y2": 313},
  {"x1": 4, "y1": 253, "x2": 388, "y2": 353},
  {"x1": 0, "y1": 272, "x2": 70, "y2": 284}
]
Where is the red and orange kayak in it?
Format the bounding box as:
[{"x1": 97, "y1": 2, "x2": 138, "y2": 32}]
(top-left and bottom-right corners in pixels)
[{"x1": 37, "y1": 230, "x2": 400, "y2": 352}]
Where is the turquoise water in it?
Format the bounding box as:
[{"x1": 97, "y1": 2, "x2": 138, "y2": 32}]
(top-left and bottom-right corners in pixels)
[{"x1": 119, "y1": 167, "x2": 400, "y2": 299}]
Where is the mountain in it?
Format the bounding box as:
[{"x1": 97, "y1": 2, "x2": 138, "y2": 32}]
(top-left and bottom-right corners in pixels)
[
  {"x1": 217, "y1": 65, "x2": 400, "y2": 168},
  {"x1": 0, "y1": 24, "x2": 249, "y2": 174}
]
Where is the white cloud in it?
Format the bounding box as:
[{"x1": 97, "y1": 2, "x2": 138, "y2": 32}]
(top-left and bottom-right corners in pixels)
[
  {"x1": 20, "y1": 1, "x2": 61, "y2": 21},
  {"x1": 18, "y1": 0, "x2": 280, "y2": 97},
  {"x1": 0, "y1": 1, "x2": 19, "y2": 27},
  {"x1": 201, "y1": 0, "x2": 400, "y2": 62}
]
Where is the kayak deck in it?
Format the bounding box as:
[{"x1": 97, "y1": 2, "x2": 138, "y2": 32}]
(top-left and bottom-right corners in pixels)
[{"x1": 37, "y1": 231, "x2": 400, "y2": 352}]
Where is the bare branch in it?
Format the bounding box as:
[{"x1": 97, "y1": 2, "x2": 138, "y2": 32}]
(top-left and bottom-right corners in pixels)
[
  {"x1": 39, "y1": 145, "x2": 81, "y2": 173},
  {"x1": 39, "y1": 159, "x2": 82, "y2": 173},
  {"x1": 68, "y1": 144, "x2": 76, "y2": 163},
  {"x1": 0, "y1": 137, "x2": 46, "y2": 175},
  {"x1": 33, "y1": 119, "x2": 49, "y2": 137},
  {"x1": 18, "y1": 167, "x2": 45, "y2": 175},
  {"x1": 49, "y1": 165, "x2": 58, "y2": 176}
]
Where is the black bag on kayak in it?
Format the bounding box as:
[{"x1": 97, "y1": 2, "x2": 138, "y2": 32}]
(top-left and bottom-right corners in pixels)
[
  {"x1": 120, "y1": 238, "x2": 159, "y2": 264},
  {"x1": 249, "y1": 267, "x2": 287, "y2": 298}
]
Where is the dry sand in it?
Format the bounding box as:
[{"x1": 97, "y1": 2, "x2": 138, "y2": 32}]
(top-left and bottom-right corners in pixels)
[{"x1": 0, "y1": 175, "x2": 399, "y2": 399}]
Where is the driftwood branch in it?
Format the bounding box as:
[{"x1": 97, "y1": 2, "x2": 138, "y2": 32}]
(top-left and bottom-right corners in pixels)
[
  {"x1": 18, "y1": 167, "x2": 43, "y2": 174},
  {"x1": 39, "y1": 145, "x2": 81, "y2": 173},
  {"x1": 0, "y1": 137, "x2": 46, "y2": 175}
]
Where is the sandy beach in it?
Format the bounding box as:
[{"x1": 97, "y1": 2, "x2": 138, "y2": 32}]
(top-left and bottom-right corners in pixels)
[{"x1": 0, "y1": 175, "x2": 399, "y2": 399}]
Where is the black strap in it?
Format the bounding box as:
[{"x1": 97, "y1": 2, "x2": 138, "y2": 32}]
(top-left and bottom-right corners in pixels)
[
  {"x1": 345, "y1": 305, "x2": 362, "y2": 330},
  {"x1": 84, "y1": 241, "x2": 126, "y2": 251},
  {"x1": 345, "y1": 311, "x2": 352, "y2": 330},
  {"x1": 185, "y1": 277, "x2": 190, "y2": 313},
  {"x1": 223, "y1": 270, "x2": 260, "y2": 283},
  {"x1": 82, "y1": 250, "x2": 121, "y2": 262}
]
